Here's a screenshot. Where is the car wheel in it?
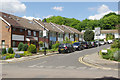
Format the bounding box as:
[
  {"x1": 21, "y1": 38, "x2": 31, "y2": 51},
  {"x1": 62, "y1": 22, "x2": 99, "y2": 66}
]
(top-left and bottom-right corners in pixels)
[
  {"x1": 59, "y1": 51, "x2": 61, "y2": 53},
  {"x1": 67, "y1": 50, "x2": 70, "y2": 53},
  {"x1": 79, "y1": 47, "x2": 81, "y2": 51}
]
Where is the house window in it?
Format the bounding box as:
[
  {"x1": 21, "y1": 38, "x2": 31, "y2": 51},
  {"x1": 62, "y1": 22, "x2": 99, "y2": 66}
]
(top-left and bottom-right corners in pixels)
[
  {"x1": 33, "y1": 31, "x2": 36, "y2": 36},
  {"x1": 20, "y1": 29, "x2": 23, "y2": 32},
  {"x1": 28, "y1": 30, "x2": 31, "y2": 36},
  {"x1": 39, "y1": 31, "x2": 43, "y2": 37},
  {"x1": 2, "y1": 40, "x2": 5, "y2": 48},
  {"x1": 13, "y1": 41, "x2": 16, "y2": 47},
  {"x1": 46, "y1": 32, "x2": 48, "y2": 38}
]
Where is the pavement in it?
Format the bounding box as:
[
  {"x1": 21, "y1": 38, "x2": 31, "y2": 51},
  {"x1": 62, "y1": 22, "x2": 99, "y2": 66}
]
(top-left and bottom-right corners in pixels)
[
  {"x1": 1, "y1": 52, "x2": 58, "y2": 64},
  {"x1": 80, "y1": 52, "x2": 120, "y2": 71}
]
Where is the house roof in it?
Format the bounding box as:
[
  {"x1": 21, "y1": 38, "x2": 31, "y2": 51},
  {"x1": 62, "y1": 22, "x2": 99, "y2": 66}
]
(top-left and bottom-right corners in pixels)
[
  {"x1": 62, "y1": 25, "x2": 83, "y2": 35},
  {"x1": 101, "y1": 30, "x2": 119, "y2": 34},
  {"x1": 34, "y1": 19, "x2": 63, "y2": 33},
  {"x1": 0, "y1": 12, "x2": 21, "y2": 27},
  {"x1": 0, "y1": 12, "x2": 43, "y2": 31},
  {"x1": 51, "y1": 23, "x2": 73, "y2": 34}
]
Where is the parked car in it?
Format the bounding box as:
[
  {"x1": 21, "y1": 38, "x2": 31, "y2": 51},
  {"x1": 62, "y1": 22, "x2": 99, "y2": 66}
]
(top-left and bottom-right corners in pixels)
[
  {"x1": 73, "y1": 42, "x2": 84, "y2": 51},
  {"x1": 99, "y1": 41, "x2": 105, "y2": 45},
  {"x1": 95, "y1": 41, "x2": 101, "y2": 46},
  {"x1": 107, "y1": 40, "x2": 113, "y2": 44},
  {"x1": 91, "y1": 41, "x2": 97, "y2": 47},
  {"x1": 58, "y1": 43, "x2": 75, "y2": 53},
  {"x1": 82, "y1": 41, "x2": 92, "y2": 48}
]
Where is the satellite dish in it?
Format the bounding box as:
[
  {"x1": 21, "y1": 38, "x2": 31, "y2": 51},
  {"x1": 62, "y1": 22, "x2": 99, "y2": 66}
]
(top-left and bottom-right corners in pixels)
[{"x1": 6, "y1": 26, "x2": 10, "y2": 28}]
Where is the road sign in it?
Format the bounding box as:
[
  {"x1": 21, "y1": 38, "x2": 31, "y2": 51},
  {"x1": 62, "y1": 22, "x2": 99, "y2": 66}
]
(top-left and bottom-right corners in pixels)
[
  {"x1": 43, "y1": 30, "x2": 47, "y2": 37},
  {"x1": 95, "y1": 27, "x2": 101, "y2": 36}
]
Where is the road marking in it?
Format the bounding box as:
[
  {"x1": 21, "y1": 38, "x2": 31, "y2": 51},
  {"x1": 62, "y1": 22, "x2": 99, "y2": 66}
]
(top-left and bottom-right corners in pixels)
[
  {"x1": 78, "y1": 56, "x2": 119, "y2": 71},
  {"x1": 76, "y1": 67, "x2": 87, "y2": 70},
  {"x1": 56, "y1": 66, "x2": 66, "y2": 69},
  {"x1": 66, "y1": 66, "x2": 76, "y2": 69},
  {"x1": 29, "y1": 61, "x2": 47, "y2": 67}
]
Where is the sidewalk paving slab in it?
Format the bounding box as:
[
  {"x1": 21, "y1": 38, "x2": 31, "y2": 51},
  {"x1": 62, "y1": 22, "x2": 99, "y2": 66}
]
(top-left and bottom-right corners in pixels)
[
  {"x1": 1, "y1": 52, "x2": 58, "y2": 64},
  {"x1": 82, "y1": 53, "x2": 120, "y2": 70}
]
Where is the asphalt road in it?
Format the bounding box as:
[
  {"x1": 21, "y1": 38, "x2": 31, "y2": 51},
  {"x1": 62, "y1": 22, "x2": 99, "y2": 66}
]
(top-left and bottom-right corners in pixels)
[{"x1": 2, "y1": 44, "x2": 119, "y2": 78}]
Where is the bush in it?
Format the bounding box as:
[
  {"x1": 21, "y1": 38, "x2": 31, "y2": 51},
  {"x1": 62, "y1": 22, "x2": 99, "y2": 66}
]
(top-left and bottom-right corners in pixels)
[
  {"x1": 39, "y1": 41, "x2": 44, "y2": 47},
  {"x1": 2, "y1": 48, "x2": 7, "y2": 55},
  {"x1": 111, "y1": 40, "x2": 120, "y2": 48},
  {"x1": 22, "y1": 44, "x2": 28, "y2": 51},
  {"x1": 52, "y1": 43, "x2": 60, "y2": 49},
  {"x1": 1, "y1": 53, "x2": 15, "y2": 60},
  {"x1": 8, "y1": 47, "x2": 14, "y2": 54},
  {"x1": 24, "y1": 51, "x2": 32, "y2": 56},
  {"x1": 18, "y1": 42, "x2": 24, "y2": 51},
  {"x1": 28, "y1": 44, "x2": 37, "y2": 53},
  {"x1": 63, "y1": 37, "x2": 71, "y2": 44}
]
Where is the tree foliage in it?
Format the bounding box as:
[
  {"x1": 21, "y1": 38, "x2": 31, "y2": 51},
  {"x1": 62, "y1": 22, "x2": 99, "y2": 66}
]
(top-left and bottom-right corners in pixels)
[
  {"x1": 43, "y1": 12, "x2": 119, "y2": 31},
  {"x1": 84, "y1": 30, "x2": 94, "y2": 41}
]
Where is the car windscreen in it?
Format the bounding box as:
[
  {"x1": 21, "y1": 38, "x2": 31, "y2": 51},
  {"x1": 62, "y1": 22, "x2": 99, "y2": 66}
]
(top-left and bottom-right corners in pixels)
[
  {"x1": 59, "y1": 44, "x2": 66, "y2": 48},
  {"x1": 73, "y1": 43, "x2": 80, "y2": 46}
]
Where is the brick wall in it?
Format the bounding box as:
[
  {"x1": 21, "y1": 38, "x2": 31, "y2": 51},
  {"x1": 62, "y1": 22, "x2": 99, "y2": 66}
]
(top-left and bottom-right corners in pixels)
[{"x1": 0, "y1": 20, "x2": 11, "y2": 48}]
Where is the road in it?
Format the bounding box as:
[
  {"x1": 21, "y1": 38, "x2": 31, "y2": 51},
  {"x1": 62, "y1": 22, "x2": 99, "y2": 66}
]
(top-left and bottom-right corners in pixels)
[{"x1": 1, "y1": 44, "x2": 119, "y2": 79}]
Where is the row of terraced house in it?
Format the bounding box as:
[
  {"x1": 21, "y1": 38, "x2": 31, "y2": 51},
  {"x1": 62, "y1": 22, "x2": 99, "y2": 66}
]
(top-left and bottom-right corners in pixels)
[{"x1": 0, "y1": 12, "x2": 83, "y2": 49}]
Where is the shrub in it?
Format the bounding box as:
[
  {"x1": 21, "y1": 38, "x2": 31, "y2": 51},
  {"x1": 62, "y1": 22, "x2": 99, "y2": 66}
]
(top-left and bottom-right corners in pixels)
[
  {"x1": 111, "y1": 40, "x2": 120, "y2": 48},
  {"x1": 52, "y1": 43, "x2": 60, "y2": 49},
  {"x1": 63, "y1": 37, "x2": 71, "y2": 44},
  {"x1": 24, "y1": 51, "x2": 32, "y2": 56},
  {"x1": 28, "y1": 44, "x2": 37, "y2": 53},
  {"x1": 18, "y1": 42, "x2": 24, "y2": 51},
  {"x1": 22, "y1": 44, "x2": 28, "y2": 51},
  {"x1": 113, "y1": 50, "x2": 120, "y2": 61},
  {"x1": 8, "y1": 47, "x2": 14, "y2": 54},
  {"x1": 2, "y1": 48, "x2": 7, "y2": 55},
  {"x1": 39, "y1": 41, "x2": 44, "y2": 47}
]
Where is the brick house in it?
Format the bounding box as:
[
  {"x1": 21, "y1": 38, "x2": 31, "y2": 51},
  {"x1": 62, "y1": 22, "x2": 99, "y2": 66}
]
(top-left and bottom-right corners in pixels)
[{"x1": 0, "y1": 12, "x2": 83, "y2": 49}]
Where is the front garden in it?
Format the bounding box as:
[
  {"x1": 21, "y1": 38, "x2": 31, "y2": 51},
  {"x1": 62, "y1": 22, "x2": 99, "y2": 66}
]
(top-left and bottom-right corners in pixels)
[
  {"x1": 0, "y1": 42, "x2": 37, "y2": 60},
  {"x1": 0, "y1": 37, "x2": 78, "y2": 60},
  {"x1": 99, "y1": 40, "x2": 120, "y2": 62}
]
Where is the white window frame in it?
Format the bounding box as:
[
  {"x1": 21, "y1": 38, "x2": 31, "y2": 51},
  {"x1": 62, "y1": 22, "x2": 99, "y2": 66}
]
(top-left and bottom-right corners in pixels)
[
  {"x1": 28, "y1": 30, "x2": 31, "y2": 36},
  {"x1": 33, "y1": 31, "x2": 36, "y2": 36},
  {"x1": 39, "y1": 31, "x2": 43, "y2": 37}
]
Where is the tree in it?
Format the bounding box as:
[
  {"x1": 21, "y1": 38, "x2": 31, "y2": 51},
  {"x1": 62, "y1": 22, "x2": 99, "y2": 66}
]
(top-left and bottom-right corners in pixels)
[
  {"x1": 39, "y1": 41, "x2": 43, "y2": 47},
  {"x1": 18, "y1": 42, "x2": 24, "y2": 51},
  {"x1": 106, "y1": 34, "x2": 115, "y2": 41},
  {"x1": 84, "y1": 30, "x2": 94, "y2": 41}
]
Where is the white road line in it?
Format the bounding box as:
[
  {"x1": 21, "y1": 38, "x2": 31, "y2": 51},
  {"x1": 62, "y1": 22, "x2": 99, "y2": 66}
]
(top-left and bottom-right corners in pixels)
[
  {"x1": 56, "y1": 66, "x2": 66, "y2": 69},
  {"x1": 76, "y1": 67, "x2": 87, "y2": 70},
  {"x1": 28, "y1": 61, "x2": 47, "y2": 67},
  {"x1": 66, "y1": 66, "x2": 76, "y2": 69}
]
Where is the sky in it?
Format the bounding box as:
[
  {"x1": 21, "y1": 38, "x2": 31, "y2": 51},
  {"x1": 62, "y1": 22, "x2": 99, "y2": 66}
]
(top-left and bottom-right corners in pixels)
[{"x1": 0, "y1": 0, "x2": 119, "y2": 21}]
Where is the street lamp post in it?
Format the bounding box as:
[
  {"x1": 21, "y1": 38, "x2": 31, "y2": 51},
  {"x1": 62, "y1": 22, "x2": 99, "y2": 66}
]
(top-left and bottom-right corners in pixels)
[
  {"x1": 44, "y1": 35, "x2": 46, "y2": 55},
  {"x1": 43, "y1": 19, "x2": 47, "y2": 55}
]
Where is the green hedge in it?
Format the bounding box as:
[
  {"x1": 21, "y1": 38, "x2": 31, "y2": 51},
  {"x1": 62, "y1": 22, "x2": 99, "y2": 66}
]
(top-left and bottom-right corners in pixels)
[
  {"x1": 8, "y1": 47, "x2": 14, "y2": 54},
  {"x1": 18, "y1": 42, "x2": 24, "y2": 51},
  {"x1": 22, "y1": 44, "x2": 28, "y2": 51},
  {"x1": 111, "y1": 40, "x2": 120, "y2": 48},
  {"x1": 52, "y1": 43, "x2": 60, "y2": 49},
  {"x1": 2, "y1": 48, "x2": 7, "y2": 55},
  {"x1": 99, "y1": 48, "x2": 119, "y2": 61},
  {"x1": 28, "y1": 44, "x2": 37, "y2": 53}
]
